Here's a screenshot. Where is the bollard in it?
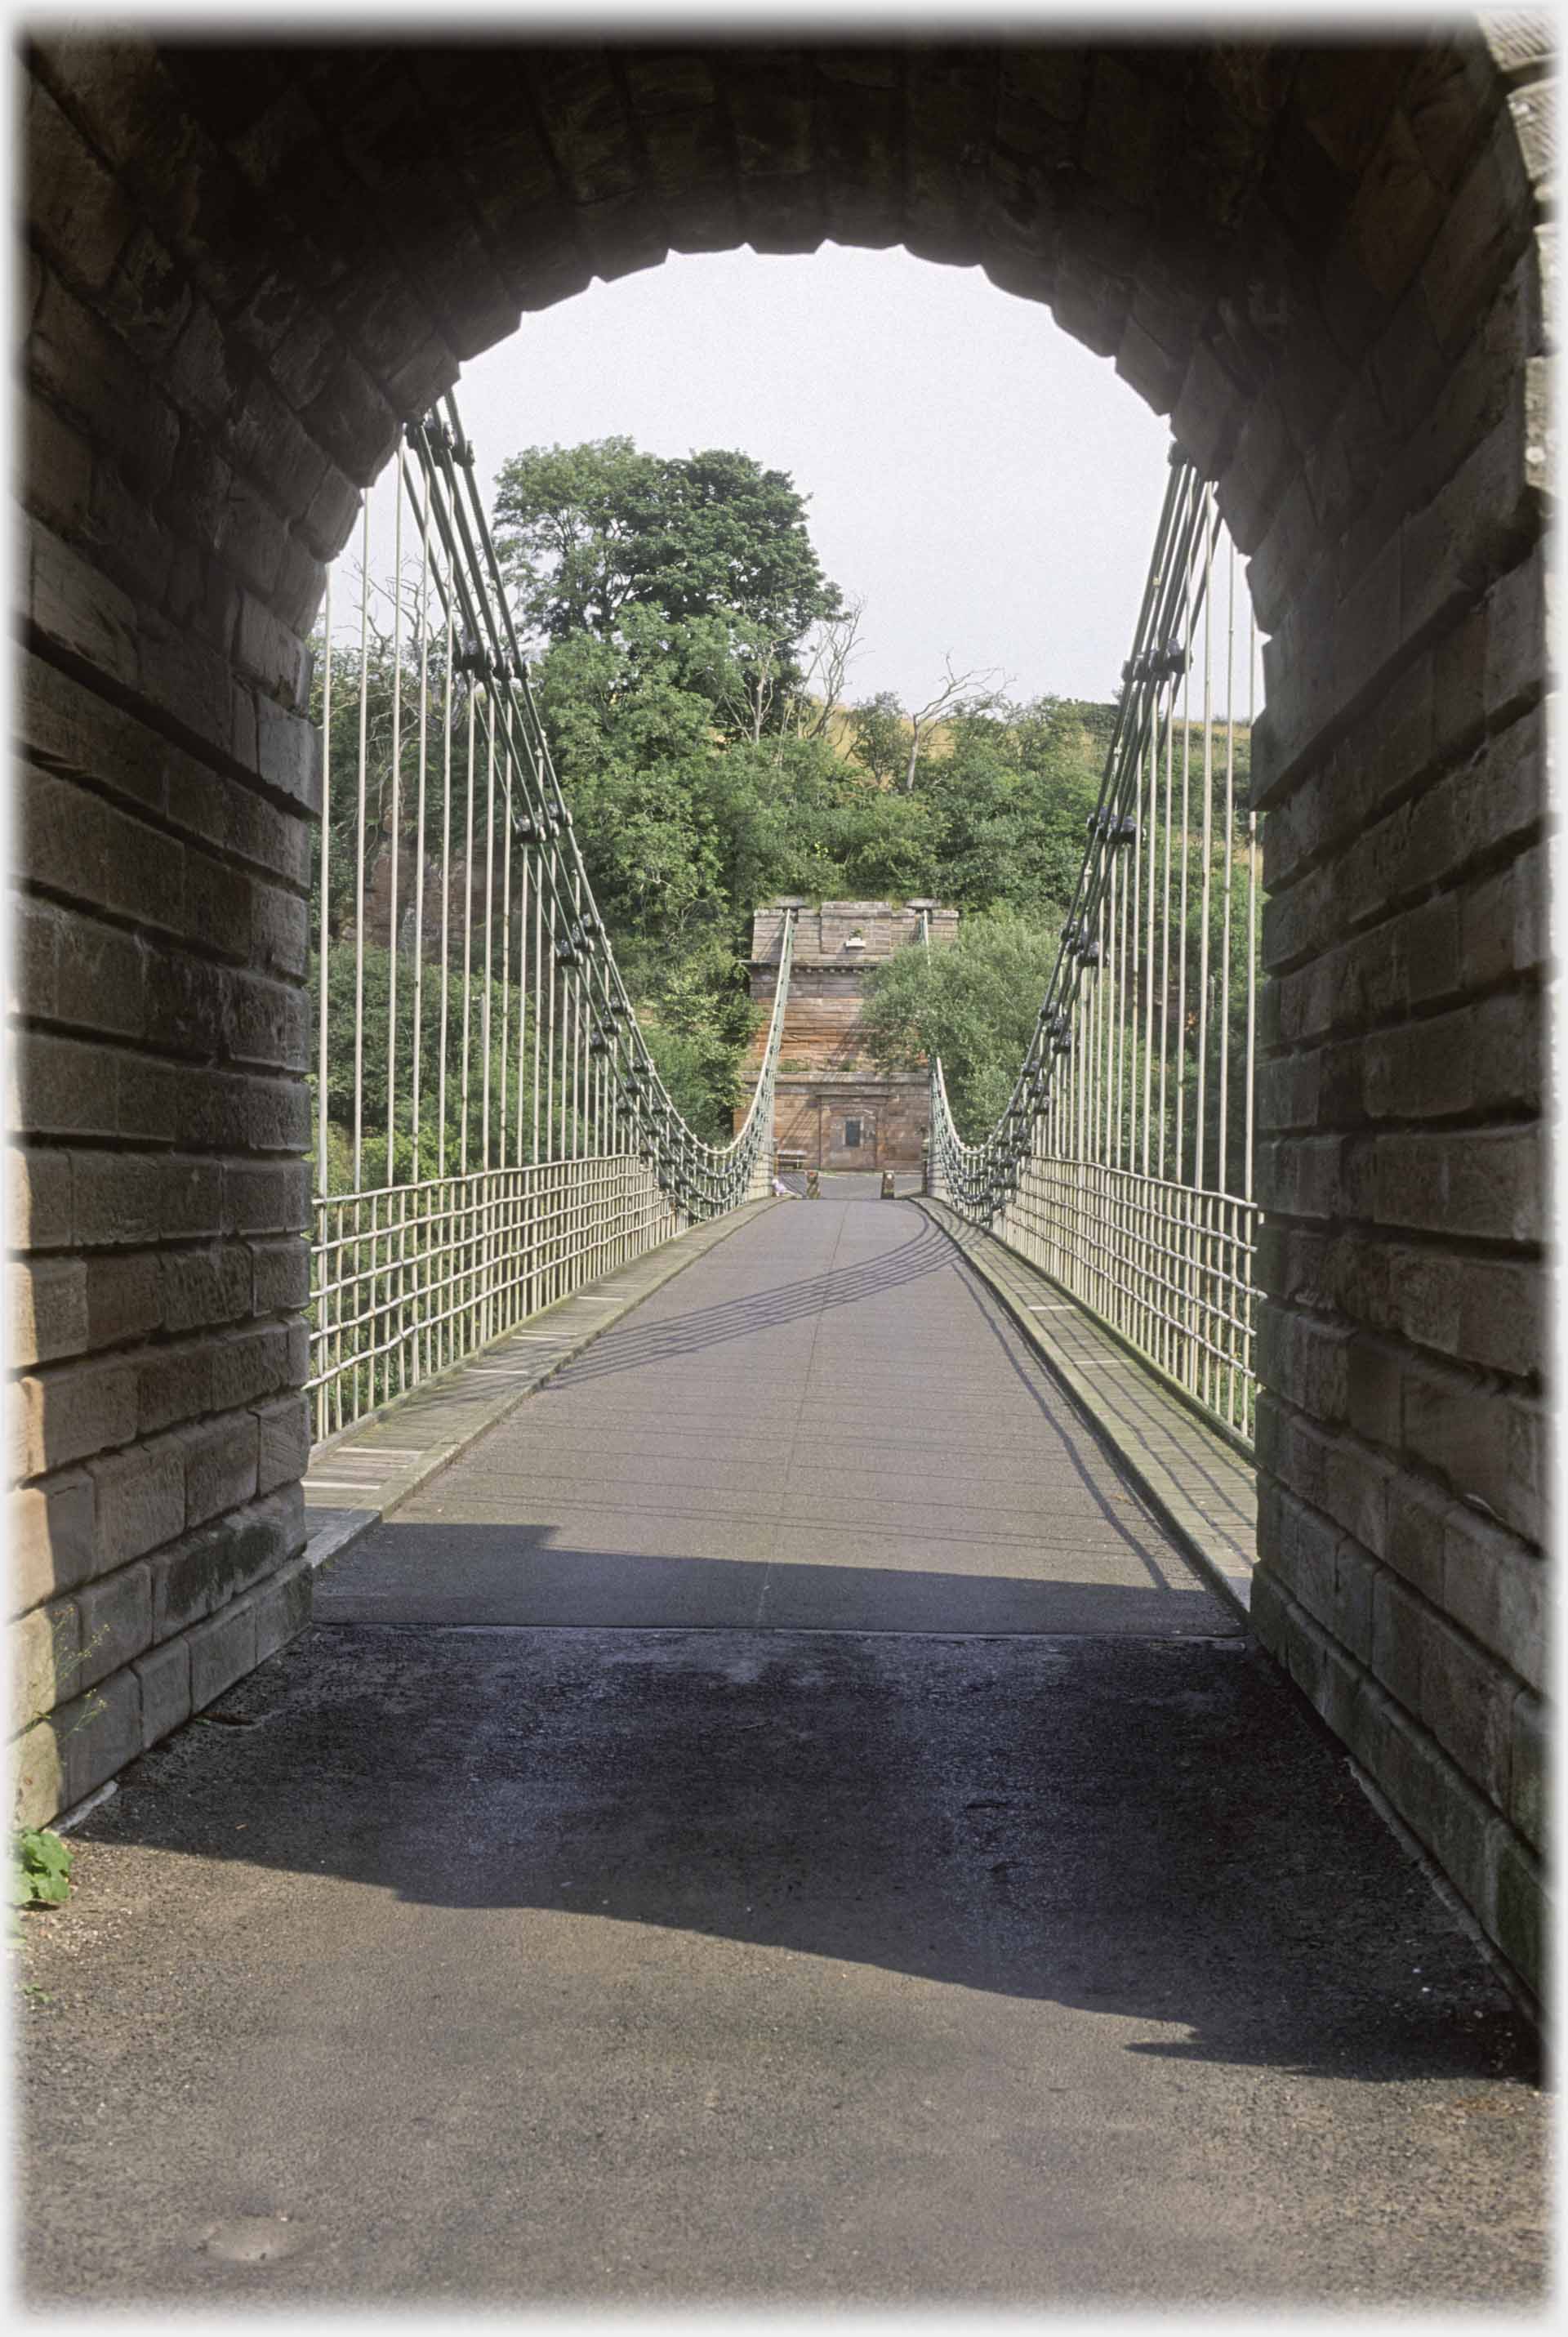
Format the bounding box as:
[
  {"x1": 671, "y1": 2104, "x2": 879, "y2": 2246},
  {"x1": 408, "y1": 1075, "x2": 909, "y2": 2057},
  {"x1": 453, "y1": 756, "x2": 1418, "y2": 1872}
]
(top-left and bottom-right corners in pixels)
[
  {"x1": 880, "y1": 1171, "x2": 895, "y2": 1199},
  {"x1": 805, "y1": 1167, "x2": 820, "y2": 1200}
]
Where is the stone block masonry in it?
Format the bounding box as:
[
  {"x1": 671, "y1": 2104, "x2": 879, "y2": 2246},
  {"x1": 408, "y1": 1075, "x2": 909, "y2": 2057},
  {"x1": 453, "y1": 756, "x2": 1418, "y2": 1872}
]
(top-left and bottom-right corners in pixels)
[
  {"x1": 11, "y1": 29, "x2": 1552, "y2": 2000},
  {"x1": 741, "y1": 899, "x2": 957, "y2": 1172},
  {"x1": 9, "y1": 639, "x2": 315, "y2": 1818}
]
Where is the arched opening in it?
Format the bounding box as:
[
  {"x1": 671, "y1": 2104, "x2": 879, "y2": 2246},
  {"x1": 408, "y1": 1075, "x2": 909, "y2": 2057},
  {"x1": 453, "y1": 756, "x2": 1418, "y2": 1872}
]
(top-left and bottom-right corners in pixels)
[{"x1": 13, "y1": 30, "x2": 1549, "y2": 2004}]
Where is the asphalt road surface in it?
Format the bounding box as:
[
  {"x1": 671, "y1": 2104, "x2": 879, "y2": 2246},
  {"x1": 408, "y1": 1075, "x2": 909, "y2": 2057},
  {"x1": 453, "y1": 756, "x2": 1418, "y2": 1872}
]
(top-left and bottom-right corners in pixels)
[{"x1": 20, "y1": 1194, "x2": 1546, "y2": 2306}]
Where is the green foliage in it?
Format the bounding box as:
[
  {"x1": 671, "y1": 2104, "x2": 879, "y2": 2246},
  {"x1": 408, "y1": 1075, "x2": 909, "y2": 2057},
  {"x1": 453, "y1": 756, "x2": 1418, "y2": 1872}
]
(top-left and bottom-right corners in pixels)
[
  {"x1": 910, "y1": 698, "x2": 1106, "y2": 915},
  {"x1": 617, "y1": 924, "x2": 762, "y2": 1136},
  {"x1": 853, "y1": 698, "x2": 1258, "y2": 1150},
  {"x1": 307, "y1": 433, "x2": 1255, "y2": 1170},
  {"x1": 532, "y1": 619, "x2": 725, "y2": 941},
  {"x1": 311, "y1": 623, "x2": 460, "y2": 943},
  {"x1": 11, "y1": 1826, "x2": 72, "y2": 1909},
  {"x1": 313, "y1": 941, "x2": 482, "y2": 1183},
  {"x1": 306, "y1": 938, "x2": 608, "y2": 1189},
  {"x1": 493, "y1": 438, "x2": 842, "y2": 680},
  {"x1": 847, "y1": 691, "x2": 909, "y2": 788},
  {"x1": 859, "y1": 906, "x2": 1065, "y2": 1138},
  {"x1": 701, "y1": 733, "x2": 942, "y2": 908}
]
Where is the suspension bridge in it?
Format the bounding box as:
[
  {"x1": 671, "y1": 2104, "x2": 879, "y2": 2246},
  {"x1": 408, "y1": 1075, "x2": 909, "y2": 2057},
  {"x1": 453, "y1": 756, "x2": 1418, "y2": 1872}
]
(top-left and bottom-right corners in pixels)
[
  {"x1": 286, "y1": 399, "x2": 1264, "y2": 1626},
  {"x1": 20, "y1": 392, "x2": 1544, "y2": 2307},
  {"x1": 302, "y1": 399, "x2": 1261, "y2": 1472}
]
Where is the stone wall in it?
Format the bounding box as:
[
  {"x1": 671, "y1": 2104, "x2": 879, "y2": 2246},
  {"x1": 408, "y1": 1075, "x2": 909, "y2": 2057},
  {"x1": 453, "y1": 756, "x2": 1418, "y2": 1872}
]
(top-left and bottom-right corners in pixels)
[
  {"x1": 751, "y1": 899, "x2": 960, "y2": 966},
  {"x1": 10, "y1": 644, "x2": 316, "y2": 1820},
  {"x1": 771, "y1": 1076, "x2": 931, "y2": 1176},
  {"x1": 11, "y1": 30, "x2": 1551, "y2": 1991},
  {"x1": 1237, "y1": 41, "x2": 1552, "y2": 1999},
  {"x1": 742, "y1": 899, "x2": 956, "y2": 1171},
  {"x1": 1249, "y1": 448, "x2": 1551, "y2": 1991}
]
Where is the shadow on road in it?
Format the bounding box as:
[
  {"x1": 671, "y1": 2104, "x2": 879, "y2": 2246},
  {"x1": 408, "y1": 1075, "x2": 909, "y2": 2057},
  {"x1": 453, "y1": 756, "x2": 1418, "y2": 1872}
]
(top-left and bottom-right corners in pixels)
[
  {"x1": 315, "y1": 1523, "x2": 1217, "y2": 1623},
  {"x1": 545, "y1": 1220, "x2": 954, "y2": 1385},
  {"x1": 74, "y1": 1615, "x2": 1541, "y2": 2091}
]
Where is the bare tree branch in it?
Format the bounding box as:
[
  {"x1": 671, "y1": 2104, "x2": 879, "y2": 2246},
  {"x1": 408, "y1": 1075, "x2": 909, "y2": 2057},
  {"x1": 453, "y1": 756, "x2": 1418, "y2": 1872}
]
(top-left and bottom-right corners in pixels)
[
  {"x1": 794, "y1": 596, "x2": 867, "y2": 738},
  {"x1": 903, "y1": 656, "x2": 1011, "y2": 789}
]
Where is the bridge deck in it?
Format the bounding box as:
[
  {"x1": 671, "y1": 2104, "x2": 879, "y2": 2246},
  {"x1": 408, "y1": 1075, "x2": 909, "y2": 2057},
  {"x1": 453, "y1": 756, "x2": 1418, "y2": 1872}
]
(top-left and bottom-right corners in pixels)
[
  {"x1": 316, "y1": 1189, "x2": 1237, "y2": 1637},
  {"x1": 20, "y1": 1190, "x2": 1545, "y2": 2308}
]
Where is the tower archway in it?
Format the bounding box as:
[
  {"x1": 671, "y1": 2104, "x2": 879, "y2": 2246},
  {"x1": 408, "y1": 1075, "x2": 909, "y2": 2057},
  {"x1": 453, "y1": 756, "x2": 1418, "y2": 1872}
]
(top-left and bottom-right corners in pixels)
[{"x1": 15, "y1": 29, "x2": 1550, "y2": 1991}]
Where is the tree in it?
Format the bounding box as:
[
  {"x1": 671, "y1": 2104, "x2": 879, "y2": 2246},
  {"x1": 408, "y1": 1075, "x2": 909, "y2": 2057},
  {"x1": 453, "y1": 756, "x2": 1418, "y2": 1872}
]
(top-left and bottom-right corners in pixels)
[
  {"x1": 788, "y1": 596, "x2": 866, "y2": 739},
  {"x1": 489, "y1": 437, "x2": 657, "y2": 642},
  {"x1": 488, "y1": 436, "x2": 918, "y2": 1138},
  {"x1": 629, "y1": 928, "x2": 762, "y2": 1139},
  {"x1": 911, "y1": 694, "x2": 1107, "y2": 914},
  {"x1": 847, "y1": 690, "x2": 907, "y2": 787},
  {"x1": 858, "y1": 905, "x2": 1063, "y2": 1139},
  {"x1": 492, "y1": 438, "x2": 843, "y2": 687},
  {"x1": 727, "y1": 595, "x2": 866, "y2": 747},
  {"x1": 899, "y1": 656, "x2": 1009, "y2": 790},
  {"x1": 845, "y1": 658, "x2": 1012, "y2": 792},
  {"x1": 532, "y1": 618, "x2": 723, "y2": 941}
]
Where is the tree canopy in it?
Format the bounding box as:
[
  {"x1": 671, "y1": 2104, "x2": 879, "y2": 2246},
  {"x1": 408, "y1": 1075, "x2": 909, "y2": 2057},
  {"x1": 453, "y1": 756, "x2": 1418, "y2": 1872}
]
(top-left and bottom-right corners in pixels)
[
  {"x1": 857, "y1": 905, "x2": 1065, "y2": 1138},
  {"x1": 492, "y1": 438, "x2": 842, "y2": 668}
]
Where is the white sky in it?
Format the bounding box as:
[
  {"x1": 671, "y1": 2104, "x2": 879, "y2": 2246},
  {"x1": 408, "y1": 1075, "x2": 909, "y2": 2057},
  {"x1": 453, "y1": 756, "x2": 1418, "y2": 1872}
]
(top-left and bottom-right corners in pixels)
[{"x1": 408, "y1": 243, "x2": 1178, "y2": 711}]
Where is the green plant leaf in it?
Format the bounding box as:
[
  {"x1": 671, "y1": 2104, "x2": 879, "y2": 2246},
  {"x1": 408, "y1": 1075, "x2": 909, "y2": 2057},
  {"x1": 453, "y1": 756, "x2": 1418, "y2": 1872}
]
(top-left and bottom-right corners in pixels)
[{"x1": 12, "y1": 1826, "x2": 73, "y2": 1908}]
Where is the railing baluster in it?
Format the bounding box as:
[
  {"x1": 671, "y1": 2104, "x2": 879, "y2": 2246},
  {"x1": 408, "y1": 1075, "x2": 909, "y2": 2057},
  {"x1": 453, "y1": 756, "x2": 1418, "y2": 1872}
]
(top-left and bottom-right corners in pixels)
[
  {"x1": 352, "y1": 499, "x2": 371, "y2": 1193},
  {"x1": 438, "y1": 588, "x2": 454, "y2": 1181},
  {"x1": 411, "y1": 473, "x2": 431, "y2": 1183},
  {"x1": 385, "y1": 477, "x2": 403, "y2": 1180},
  {"x1": 316, "y1": 568, "x2": 332, "y2": 1198}
]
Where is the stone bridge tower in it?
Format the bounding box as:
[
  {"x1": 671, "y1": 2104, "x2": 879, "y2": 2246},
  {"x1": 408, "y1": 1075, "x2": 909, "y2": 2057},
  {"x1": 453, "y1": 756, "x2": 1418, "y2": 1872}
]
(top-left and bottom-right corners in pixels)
[{"x1": 740, "y1": 899, "x2": 958, "y2": 1173}]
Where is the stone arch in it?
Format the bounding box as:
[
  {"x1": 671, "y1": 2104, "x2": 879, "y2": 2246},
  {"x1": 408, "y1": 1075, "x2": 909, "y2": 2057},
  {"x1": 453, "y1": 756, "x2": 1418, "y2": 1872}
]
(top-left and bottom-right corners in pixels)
[{"x1": 13, "y1": 29, "x2": 1551, "y2": 1992}]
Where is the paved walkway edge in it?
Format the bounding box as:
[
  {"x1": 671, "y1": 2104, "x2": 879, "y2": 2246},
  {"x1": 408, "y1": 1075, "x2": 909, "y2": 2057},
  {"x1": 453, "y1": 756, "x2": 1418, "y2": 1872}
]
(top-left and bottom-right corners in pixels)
[
  {"x1": 302, "y1": 1198, "x2": 780, "y2": 1574},
  {"x1": 913, "y1": 1197, "x2": 1255, "y2": 1621}
]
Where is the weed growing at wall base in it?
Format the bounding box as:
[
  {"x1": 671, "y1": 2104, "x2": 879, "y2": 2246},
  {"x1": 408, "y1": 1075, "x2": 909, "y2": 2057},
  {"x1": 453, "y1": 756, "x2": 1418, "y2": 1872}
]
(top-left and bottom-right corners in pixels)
[{"x1": 11, "y1": 1826, "x2": 73, "y2": 1909}]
